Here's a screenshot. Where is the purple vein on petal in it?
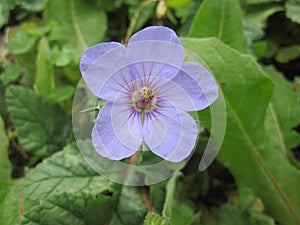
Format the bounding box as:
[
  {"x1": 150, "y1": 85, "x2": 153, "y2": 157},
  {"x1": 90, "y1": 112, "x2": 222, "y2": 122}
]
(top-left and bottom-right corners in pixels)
[{"x1": 147, "y1": 63, "x2": 171, "y2": 89}]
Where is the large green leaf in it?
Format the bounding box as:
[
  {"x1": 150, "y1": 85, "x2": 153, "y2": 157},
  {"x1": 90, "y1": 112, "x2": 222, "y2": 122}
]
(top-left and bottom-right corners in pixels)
[
  {"x1": 21, "y1": 191, "x2": 117, "y2": 225},
  {"x1": 20, "y1": 142, "x2": 115, "y2": 201},
  {"x1": 6, "y1": 86, "x2": 71, "y2": 157},
  {"x1": 0, "y1": 180, "x2": 21, "y2": 225},
  {"x1": 45, "y1": 0, "x2": 107, "y2": 58},
  {"x1": 181, "y1": 37, "x2": 300, "y2": 225},
  {"x1": 263, "y1": 67, "x2": 300, "y2": 165},
  {"x1": 116, "y1": 186, "x2": 148, "y2": 225},
  {"x1": 189, "y1": 0, "x2": 247, "y2": 53}
]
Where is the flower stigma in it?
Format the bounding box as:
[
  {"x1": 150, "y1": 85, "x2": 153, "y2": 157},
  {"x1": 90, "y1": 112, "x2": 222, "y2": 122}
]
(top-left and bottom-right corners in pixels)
[{"x1": 132, "y1": 85, "x2": 157, "y2": 112}]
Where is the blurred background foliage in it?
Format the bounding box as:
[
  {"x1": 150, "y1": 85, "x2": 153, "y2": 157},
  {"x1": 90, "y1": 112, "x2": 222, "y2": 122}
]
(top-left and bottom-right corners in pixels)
[{"x1": 0, "y1": 0, "x2": 299, "y2": 224}]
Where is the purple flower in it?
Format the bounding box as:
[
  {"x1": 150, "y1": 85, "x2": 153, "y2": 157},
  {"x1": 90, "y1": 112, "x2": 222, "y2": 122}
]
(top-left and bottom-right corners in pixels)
[{"x1": 80, "y1": 26, "x2": 218, "y2": 162}]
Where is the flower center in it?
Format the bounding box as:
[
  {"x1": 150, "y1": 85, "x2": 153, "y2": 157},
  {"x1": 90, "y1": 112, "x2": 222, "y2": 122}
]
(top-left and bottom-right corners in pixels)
[{"x1": 132, "y1": 86, "x2": 156, "y2": 112}]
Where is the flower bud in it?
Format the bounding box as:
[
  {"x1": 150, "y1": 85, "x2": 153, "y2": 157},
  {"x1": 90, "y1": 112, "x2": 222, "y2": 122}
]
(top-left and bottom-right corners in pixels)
[{"x1": 156, "y1": 0, "x2": 167, "y2": 19}]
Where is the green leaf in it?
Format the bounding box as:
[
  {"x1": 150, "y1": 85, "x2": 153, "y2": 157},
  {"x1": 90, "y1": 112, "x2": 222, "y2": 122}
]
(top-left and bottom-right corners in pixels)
[
  {"x1": 7, "y1": 22, "x2": 48, "y2": 55},
  {"x1": 248, "y1": 210, "x2": 275, "y2": 225},
  {"x1": 0, "y1": 116, "x2": 10, "y2": 182},
  {"x1": 63, "y1": 63, "x2": 82, "y2": 82},
  {"x1": 182, "y1": 37, "x2": 300, "y2": 225},
  {"x1": 0, "y1": 1, "x2": 10, "y2": 29},
  {"x1": 264, "y1": 40, "x2": 278, "y2": 58},
  {"x1": 238, "y1": 186, "x2": 264, "y2": 211},
  {"x1": 143, "y1": 213, "x2": 170, "y2": 225},
  {"x1": 167, "y1": 0, "x2": 190, "y2": 8},
  {"x1": 34, "y1": 37, "x2": 55, "y2": 97},
  {"x1": 218, "y1": 200, "x2": 275, "y2": 225},
  {"x1": 243, "y1": 5, "x2": 283, "y2": 30},
  {"x1": 189, "y1": 0, "x2": 247, "y2": 53},
  {"x1": 0, "y1": 84, "x2": 8, "y2": 122},
  {"x1": 19, "y1": 0, "x2": 45, "y2": 11},
  {"x1": 293, "y1": 77, "x2": 300, "y2": 99},
  {"x1": 94, "y1": 0, "x2": 124, "y2": 12},
  {"x1": 0, "y1": 180, "x2": 21, "y2": 225},
  {"x1": 243, "y1": 19, "x2": 264, "y2": 43},
  {"x1": 275, "y1": 45, "x2": 300, "y2": 63},
  {"x1": 109, "y1": 215, "x2": 125, "y2": 225},
  {"x1": 241, "y1": 0, "x2": 282, "y2": 5},
  {"x1": 21, "y1": 142, "x2": 115, "y2": 201},
  {"x1": 218, "y1": 204, "x2": 248, "y2": 225},
  {"x1": 285, "y1": 0, "x2": 300, "y2": 24},
  {"x1": 149, "y1": 182, "x2": 166, "y2": 213},
  {"x1": 0, "y1": 64, "x2": 21, "y2": 85},
  {"x1": 13, "y1": 49, "x2": 37, "y2": 80},
  {"x1": 47, "y1": 86, "x2": 75, "y2": 103},
  {"x1": 49, "y1": 45, "x2": 77, "y2": 67},
  {"x1": 6, "y1": 86, "x2": 71, "y2": 157},
  {"x1": 162, "y1": 172, "x2": 182, "y2": 218},
  {"x1": 171, "y1": 200, "x2": 200, "y2": 225},
  {"x1": 7, "y1": 23, "x2": 38, "y2": 55},
  {"x1": 45, "y1": 0, "x2": 107, "y2": 58},
  {"x1": 242, "y1": 5, "x2": 283, "y2": 43},
  {"x1": 252, "y1": 41, "x2": 267, "y2": 59},
  {"x1": 218, "y1": 204, "x2": 275, "y2": 225},
  {"x1": 116, "y1": 186, "x2": 147, "y2": 225},
  {"x1": 263, "y1": 67, "x2": 300, "y2": 164},
  {"x1": 21, "y1": 191, "x2": 117, "y2": 225}
]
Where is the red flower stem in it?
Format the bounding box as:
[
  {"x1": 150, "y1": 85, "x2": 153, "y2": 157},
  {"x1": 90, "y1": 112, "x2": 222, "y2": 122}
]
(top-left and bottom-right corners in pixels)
[
  {"x1": 122, "y1": 151, "x2": 139, "y2": 183},
  {"x1": 141, "y1": 187, "x2": 155, "y2": 213}
]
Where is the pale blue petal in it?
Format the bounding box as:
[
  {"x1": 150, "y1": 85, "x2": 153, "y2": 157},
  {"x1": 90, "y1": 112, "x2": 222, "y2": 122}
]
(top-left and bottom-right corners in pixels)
[
  {"x1": 80, "y1": 42, "x2": 122, "y2": 76},
  {"x1": 143, "y1": 102, "x2": 198, "y2": 162},
  {"x1": 126, "y1": 41, "x2": 184, "y2": 82},
  {"x1": 92, "y1": 102, "x2": 142, "y2": 160},
  {"x1": 158, "y1": 62, "x2": 219, "y2": 111},
  {"x1": 127, "y1": 26, "x2": 184, "y2": 83},
  {"x1": 81, "y1": 43, "x2": 128, "y2": 99},
  {"x1": 111, "y1": 102, "x2": 144, "y2": 146},
  {"x1": 128, "y1": 26, "x2": 181, "y2": 46}
]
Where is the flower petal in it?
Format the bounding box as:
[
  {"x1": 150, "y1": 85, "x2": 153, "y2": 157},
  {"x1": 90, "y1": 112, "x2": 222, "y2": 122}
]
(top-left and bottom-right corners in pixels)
[
  {"x1": 143, "y1": 102, "x2": 198, "y2": 162},
  {"x1": 80, "y1": 42, "x2": 122, "y2": 76},
  {"x1": 92, "y1": 102, "x2": 142, "y2": 160},
  {"x1": 80, "y1": 43, "x2": 128, "y2": 99},
  {"x1": 126, "y1": 26, "x2": 184, "y2": 83},
  {"x1": 158, "y1": 62, "x2": 219, "y2": 111},
  {"x1": 128, "y1": 26, "x2": 181, "y2": 45}
]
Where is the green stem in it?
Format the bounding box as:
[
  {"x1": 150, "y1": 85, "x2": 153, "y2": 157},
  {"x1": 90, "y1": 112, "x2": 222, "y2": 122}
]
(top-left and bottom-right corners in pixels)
[
  {"x1": 124, "y1": 0, "x2": 159, "y2": 44},
  {"x1": 70, "y1": 0, "x2": 88, "y2": 50}
]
